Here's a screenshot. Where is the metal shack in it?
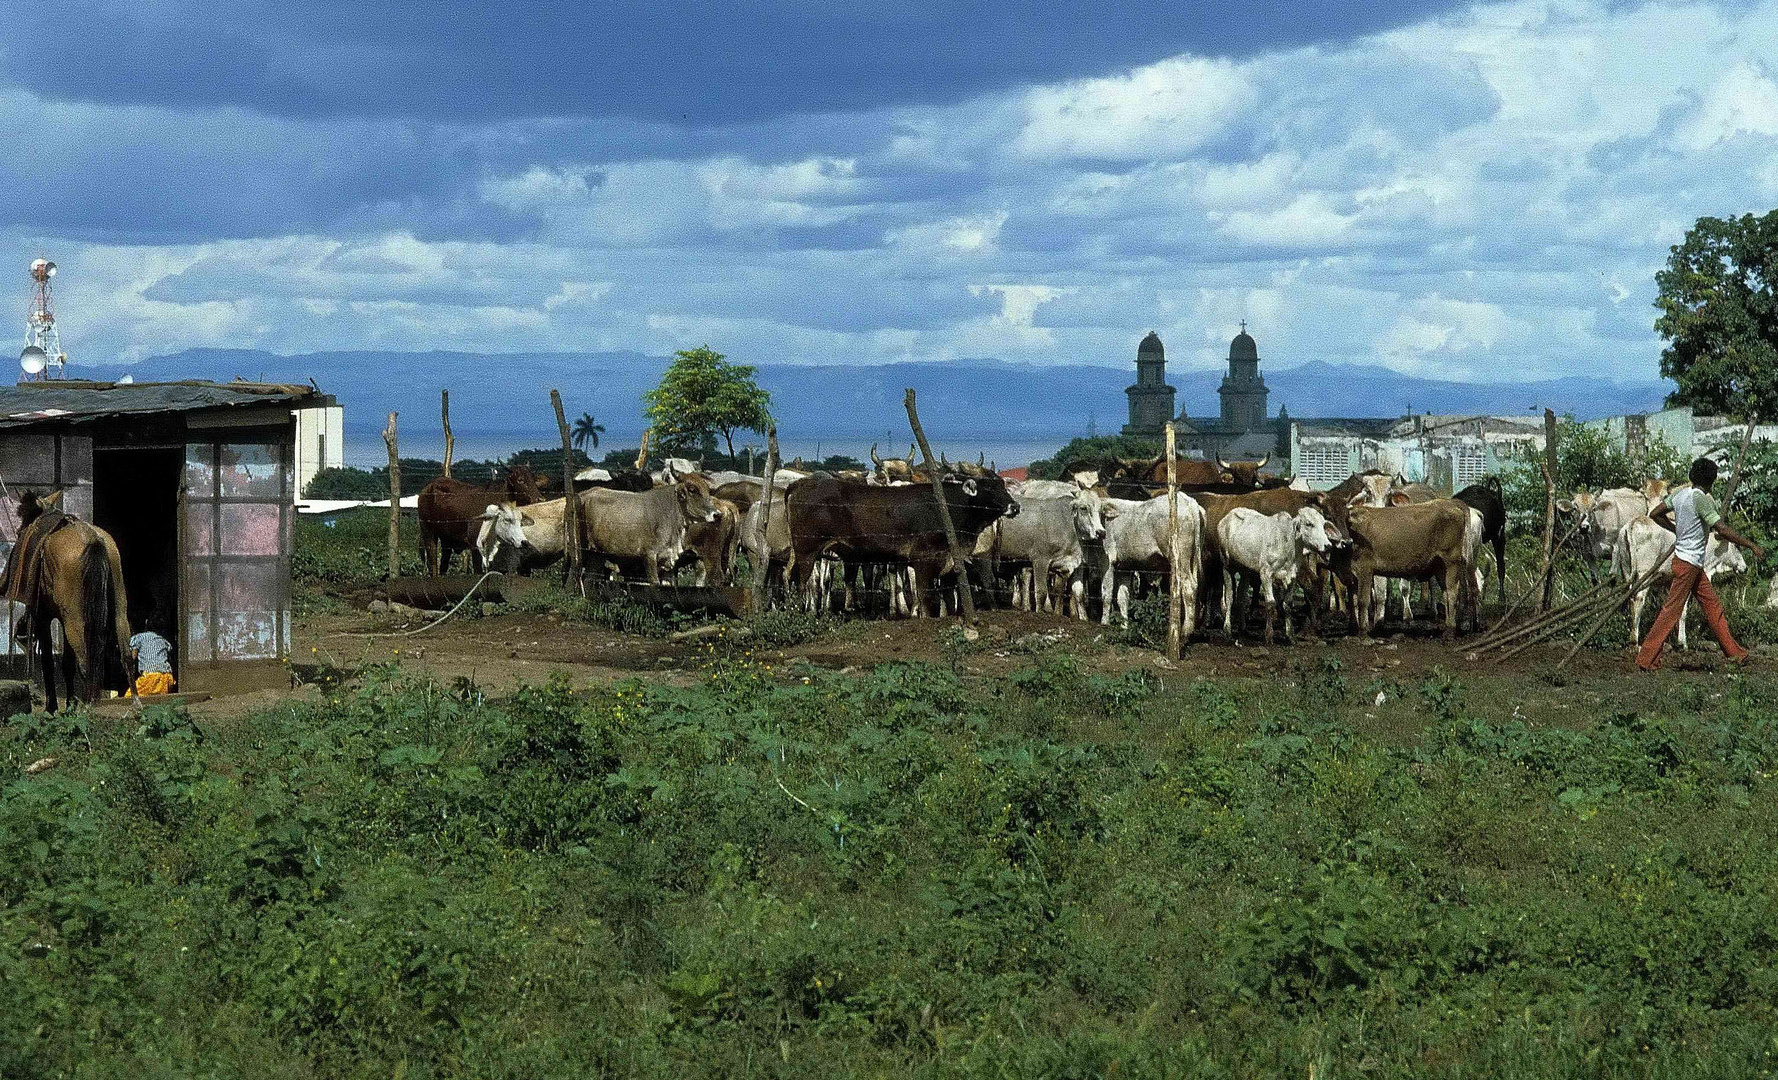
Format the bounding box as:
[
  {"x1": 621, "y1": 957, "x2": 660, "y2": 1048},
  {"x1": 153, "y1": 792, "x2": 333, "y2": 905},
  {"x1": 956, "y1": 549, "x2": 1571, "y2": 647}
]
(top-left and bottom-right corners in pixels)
[{"x1": 0, "y1": 380, "x2": 334, "y2": 693}]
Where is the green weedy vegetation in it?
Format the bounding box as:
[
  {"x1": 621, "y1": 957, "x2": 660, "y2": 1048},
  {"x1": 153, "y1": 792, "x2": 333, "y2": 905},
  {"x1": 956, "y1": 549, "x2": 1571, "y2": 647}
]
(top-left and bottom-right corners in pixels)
[{"x1": 7, "y1": 658, "x2": 1778, "y2": 1076}]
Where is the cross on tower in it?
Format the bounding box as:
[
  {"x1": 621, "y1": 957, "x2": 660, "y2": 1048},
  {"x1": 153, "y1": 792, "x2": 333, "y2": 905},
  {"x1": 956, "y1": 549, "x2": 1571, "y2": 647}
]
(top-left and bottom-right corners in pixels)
[{"x1": 1239, "y1": 320, "x2": 1247, "y2": 334}]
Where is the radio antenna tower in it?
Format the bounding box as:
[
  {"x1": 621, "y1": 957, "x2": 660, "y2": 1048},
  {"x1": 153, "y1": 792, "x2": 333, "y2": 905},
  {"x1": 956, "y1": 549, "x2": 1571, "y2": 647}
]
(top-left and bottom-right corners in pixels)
[{"x1": 22, "y1": 258, "x2": 66, "y2": 381}]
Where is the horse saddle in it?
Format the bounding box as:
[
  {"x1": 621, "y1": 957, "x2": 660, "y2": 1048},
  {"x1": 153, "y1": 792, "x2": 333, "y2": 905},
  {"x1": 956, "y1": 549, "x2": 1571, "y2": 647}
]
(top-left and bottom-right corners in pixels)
[{"x1": 1, "y1": 509, "x2": 73, "y2": 611}]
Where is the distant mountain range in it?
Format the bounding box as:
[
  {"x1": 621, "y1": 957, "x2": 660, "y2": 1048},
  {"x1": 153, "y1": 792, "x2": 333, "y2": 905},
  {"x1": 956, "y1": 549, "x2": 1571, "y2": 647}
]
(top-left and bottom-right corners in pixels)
[{"x1": 69, "y1": 348, "x2": 1671, "y2": 457}]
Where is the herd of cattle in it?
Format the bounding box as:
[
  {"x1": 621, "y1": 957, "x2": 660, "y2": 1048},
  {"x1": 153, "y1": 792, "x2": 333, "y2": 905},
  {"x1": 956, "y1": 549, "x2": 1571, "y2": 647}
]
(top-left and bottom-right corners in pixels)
[{"x1": 408, "y1": 448, "x2": 1748, "y2": 648}]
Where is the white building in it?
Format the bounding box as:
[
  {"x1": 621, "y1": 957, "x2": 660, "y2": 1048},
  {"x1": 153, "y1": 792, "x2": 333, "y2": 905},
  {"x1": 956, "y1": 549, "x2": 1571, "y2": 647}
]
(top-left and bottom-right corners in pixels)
[{"x1": 294, "y1": 402, "x2": 344, "y2": 496}]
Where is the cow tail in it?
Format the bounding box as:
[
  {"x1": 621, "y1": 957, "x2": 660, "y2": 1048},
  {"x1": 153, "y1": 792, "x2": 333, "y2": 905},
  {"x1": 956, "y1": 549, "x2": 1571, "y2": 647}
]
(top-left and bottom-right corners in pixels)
[
  {"x1": 80, "y1": 540, "x2": 117, "y2": 685},
  {"x1": 1609, "y1": 525, "x2": 1627, "y2": 582}
]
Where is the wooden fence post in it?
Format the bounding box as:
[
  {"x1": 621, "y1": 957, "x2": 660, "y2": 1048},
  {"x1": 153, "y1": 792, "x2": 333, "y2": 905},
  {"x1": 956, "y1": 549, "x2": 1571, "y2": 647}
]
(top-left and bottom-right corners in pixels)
[
  {"x1": 635, "y1": 429, "x2": 653, "y2": 472},
  {"x1": 749, "y1": 428, "x2": 780, "y2": 615},
  {"x1": 904, "y1": 389, "x2": 974, "y2": 619},
  {"x1": 551, "y1": 390, "x2": 582, "y2": 581},
  {"x1": 1538, "y1": 407, "x2": 1558, "y2": 612},
  {"x1": 441, "y1": 389, "x2": 453, "y2": 479},
  {"x1": 382, "y1": 411, "x2": 400, "y2": 580},
  {"x1": 1166, "y1": 423, "x2": 1182, "y2": 661}
]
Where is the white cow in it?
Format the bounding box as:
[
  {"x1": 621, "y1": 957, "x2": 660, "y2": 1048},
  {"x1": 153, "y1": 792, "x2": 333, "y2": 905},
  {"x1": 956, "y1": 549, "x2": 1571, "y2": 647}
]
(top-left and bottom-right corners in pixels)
[
  {"x1": 1559, "y1": 484, "x2": 1671, "y2": 563},
  {"x1": 1097, "y1": 492, "x2": 1205, "y2": 630},
  {"x1": 1217, "y1": 505, "x2": 1335, "y2": 644},
  {"x1": 479, "y1": 478, "x2": 722, "y2": 584},
  {"x1": 975, "y1": 489, "x2": 1110, "y2": 619},
  {"x1": 1612, "y1": 515, "x2": 1747, "y2": 649},
  {"x1": 1010, "y1": 478, "x2": 1092, "y2": 500}
]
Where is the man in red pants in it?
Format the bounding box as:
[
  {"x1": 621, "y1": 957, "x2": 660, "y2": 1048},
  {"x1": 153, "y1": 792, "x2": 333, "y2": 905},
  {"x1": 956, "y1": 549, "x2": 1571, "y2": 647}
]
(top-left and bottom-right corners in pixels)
[{"x1": 1637, "y1": 457, "x2": 1764, "y2": 671}]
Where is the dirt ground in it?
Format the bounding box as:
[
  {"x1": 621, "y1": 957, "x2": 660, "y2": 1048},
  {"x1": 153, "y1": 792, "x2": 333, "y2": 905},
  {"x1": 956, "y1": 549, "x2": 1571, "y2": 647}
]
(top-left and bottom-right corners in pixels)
[{"x1": 286, "y1": 601, "x2": 1747, "y2": 698}]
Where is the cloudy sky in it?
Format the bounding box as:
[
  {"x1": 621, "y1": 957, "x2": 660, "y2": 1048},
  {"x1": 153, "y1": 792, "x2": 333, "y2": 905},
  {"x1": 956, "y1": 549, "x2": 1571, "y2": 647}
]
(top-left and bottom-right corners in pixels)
[{"x1": 5, "y1": 0, "x2": 1777, "y2": 382}]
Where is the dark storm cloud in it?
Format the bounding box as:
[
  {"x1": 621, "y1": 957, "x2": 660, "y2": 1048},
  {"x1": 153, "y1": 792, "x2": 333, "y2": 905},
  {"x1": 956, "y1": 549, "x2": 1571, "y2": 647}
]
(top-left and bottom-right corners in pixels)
[{"x1": 6, "y1": 0, "x2": 1476, "y2": 124}]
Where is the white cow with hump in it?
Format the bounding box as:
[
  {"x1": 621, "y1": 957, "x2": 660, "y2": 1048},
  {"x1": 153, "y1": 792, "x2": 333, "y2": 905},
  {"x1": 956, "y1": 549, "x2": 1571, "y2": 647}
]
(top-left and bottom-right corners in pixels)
[
  {"x1": 974, "y1": 488, "x2": 1110, "y2": 619},
  {"x1": 1612, "y1": 515, "x2": 1747, "y2": 649},
  {"x1": 1096, "y1": 492, "x2": 1205, "y2": 631},
  {"x1": 1217, "y1": 505, "x2": 1335, "y2": 644}
]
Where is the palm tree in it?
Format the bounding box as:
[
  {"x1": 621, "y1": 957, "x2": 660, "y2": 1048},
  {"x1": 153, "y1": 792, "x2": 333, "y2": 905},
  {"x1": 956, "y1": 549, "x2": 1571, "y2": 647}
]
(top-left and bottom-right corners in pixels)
[{"x1": 572, "y1": 412, "x2": 604, "y2": 453}]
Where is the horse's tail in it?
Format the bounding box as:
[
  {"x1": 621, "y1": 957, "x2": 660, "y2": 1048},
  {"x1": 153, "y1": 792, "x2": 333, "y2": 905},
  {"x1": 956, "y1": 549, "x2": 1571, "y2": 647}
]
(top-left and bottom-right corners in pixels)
[{"x1": 80, "y1": 539, "x2": 117, "y2": 684}]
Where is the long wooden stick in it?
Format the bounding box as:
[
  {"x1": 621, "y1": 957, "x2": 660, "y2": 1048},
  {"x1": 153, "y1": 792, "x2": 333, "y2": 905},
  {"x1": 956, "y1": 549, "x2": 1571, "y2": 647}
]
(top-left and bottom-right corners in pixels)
[
  {"x1": 1722, "y1": 412, "x2": 1758, "y2": 513},
  {"x1": 441, "y1": 389, "x2": 453, "y2": 480},
  {"x1": 1165, "y1": 422, "x2": 1182, "y2": 661},
  {"x1": 1488, "y1": 517, "x2": 1588, "y2": 634},
  {"x1": 905, "y1": 388, "x2": 973, "y2": 619},
  {"x1": 1473, "y1": 574, "x2": 1620, "y2": 650},
  {"x1": 551, "y1": 390, "x2": 582, "y2": 581},
  {"x1": 383, "y1": 411, "x2": 400, "y2": 580},
  {"x1": 1557, "y1": 542, "x2": 1676, "y2": 669},
  {"x1": 634, "y1": 429, "x2": 652, "y2": 472},
  {"x1": 1538, "y1": 408, "x2": 1558, "y2": 613},
  {"x1": 749, "y1": 427, "x2": 779, "y2": 615}
]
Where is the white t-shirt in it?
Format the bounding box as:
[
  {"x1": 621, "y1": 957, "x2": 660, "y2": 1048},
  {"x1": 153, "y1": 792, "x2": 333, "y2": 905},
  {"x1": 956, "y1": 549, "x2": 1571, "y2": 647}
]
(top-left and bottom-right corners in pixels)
[{"x1": 1668, "y1": 486, "x2": 1721, "y2": 566}]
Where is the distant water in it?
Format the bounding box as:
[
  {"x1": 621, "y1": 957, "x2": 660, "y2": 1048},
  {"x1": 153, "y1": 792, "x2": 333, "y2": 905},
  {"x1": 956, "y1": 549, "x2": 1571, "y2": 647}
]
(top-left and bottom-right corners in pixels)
[{"x1": 345, "y1": 431, "x2": 1079, "y2": 472}]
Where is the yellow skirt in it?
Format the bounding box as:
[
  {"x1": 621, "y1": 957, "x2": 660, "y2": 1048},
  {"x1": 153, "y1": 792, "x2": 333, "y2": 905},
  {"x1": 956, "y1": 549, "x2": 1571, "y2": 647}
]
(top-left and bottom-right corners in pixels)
[{"x1": 135, "y1": 672, "x2": 176, "y2": 696}]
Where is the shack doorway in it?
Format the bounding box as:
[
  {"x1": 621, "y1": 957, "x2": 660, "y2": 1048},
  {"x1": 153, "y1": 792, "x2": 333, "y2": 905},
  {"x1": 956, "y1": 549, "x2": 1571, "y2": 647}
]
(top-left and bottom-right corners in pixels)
[{"x1": 93, "y1": 445, "x2": 183, "y2": 657}]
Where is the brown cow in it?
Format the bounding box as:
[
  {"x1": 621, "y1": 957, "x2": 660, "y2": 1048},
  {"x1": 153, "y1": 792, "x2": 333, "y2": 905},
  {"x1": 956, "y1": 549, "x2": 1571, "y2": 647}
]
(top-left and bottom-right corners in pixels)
[
  {"x1": 1134, "y1": 452, "x2": 1280, "y2": 494},
  {"x1": 417, "y1": 466, "x2": 546, "y2": 575},
  {"x1": 1347, "y1": 500, "x2": 1475, "y2": 642},
  {"x1": 680, "y1": 496, "x2": 743, "y2": 585}
]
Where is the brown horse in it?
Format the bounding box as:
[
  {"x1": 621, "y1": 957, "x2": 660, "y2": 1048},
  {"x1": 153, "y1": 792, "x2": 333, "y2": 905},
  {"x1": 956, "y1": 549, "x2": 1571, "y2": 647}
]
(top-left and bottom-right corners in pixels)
[
  {"x1": 2, "y1": 491, "x2": 137, "y2": 712},
  {"x1": 417, "y1": 466, "x2": 547, "y2": 575}
]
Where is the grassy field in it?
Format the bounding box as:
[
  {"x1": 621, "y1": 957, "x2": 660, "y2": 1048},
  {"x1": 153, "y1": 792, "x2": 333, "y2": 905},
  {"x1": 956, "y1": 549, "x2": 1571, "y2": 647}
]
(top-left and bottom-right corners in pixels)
[{"x1": 6, "y1": 650, "x2": 1778, "y2": 1077}]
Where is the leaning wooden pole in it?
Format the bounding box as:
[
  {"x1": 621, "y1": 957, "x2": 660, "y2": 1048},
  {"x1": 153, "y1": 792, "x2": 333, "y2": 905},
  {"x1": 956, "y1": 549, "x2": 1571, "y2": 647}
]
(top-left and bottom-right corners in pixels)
[
  {"x1": 1165, "y1": 423, "x2": 1183, "y2": 661},
  {"x1": 551, "y1": 390, "x2": 583, "y2": 581},
  {"x1": 440, "y1": 389, "x2": 454, "y2": 479},
  {"x1": 382, "y1": 411, "x2": 400, "y2": 580},
  {"x1": 1538, "y1": 407, "x2": 1558, "y2": 612},
  {"x1": 1722, "y1": 412, "x2": 1758, "y2": 513},
  {"x1": 749, "y1": 428, "x2": 780, "y2": 615},
  {"x1": 634, "y1": 429, "x2": 653, "y2": 472},
  {"x1": 905, "y1": 388, "x2": 973, "y2": 619}
]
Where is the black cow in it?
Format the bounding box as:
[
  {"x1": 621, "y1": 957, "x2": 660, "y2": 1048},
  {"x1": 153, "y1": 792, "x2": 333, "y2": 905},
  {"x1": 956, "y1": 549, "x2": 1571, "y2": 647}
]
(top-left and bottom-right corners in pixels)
[
  {"x1": 1453, "y1": 476, "x2": 1506, "y2": 604},
  {"x1": 786, "y1": 473, "x2": 1018, "y2": 616}
]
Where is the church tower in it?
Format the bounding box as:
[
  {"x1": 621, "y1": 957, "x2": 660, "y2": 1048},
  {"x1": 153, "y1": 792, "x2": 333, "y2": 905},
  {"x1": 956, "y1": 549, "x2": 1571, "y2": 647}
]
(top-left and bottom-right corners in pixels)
[
  {"x1": 1219, "y1": 323, "x2": 1269, "y2": 432},
  {"x1": 1123, "y1": 331, "x2": 1175, "y2": 435}
]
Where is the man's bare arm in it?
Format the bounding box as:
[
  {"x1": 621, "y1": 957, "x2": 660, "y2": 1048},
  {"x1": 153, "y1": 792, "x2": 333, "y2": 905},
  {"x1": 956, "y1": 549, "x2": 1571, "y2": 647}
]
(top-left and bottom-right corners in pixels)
[{"x1": 1711, "y1": 520, "x2": 1765, "y2": 560}]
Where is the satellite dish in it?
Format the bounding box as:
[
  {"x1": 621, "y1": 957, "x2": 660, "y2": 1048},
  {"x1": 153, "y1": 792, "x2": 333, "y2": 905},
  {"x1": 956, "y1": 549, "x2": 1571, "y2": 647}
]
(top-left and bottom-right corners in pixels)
[
  {"x1": 20, "y1": 346, "x2": 46, "y2": 375},
  {"x1": 45, "y1": 262, "x2": 55, "y2": 278},
  {"x1": 118, "y1": 374, "x2": 134, "y2": 385}
]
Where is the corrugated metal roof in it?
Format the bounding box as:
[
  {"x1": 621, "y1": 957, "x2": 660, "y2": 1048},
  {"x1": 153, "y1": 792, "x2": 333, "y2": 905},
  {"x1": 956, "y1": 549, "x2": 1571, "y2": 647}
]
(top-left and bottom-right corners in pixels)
[{"x1": 0, "y1": 380, "x2": 323, "y2": 428}]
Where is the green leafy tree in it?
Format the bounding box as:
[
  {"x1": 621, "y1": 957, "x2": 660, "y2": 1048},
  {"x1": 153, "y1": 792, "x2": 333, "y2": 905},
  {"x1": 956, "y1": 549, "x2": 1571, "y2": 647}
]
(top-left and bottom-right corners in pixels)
[
  {"x1": 1500, "y1": 418, "x2": 1687, "y2": 531},
  {"x1": 642, "y1": 346, "x2": 773, "y2": 462},
  {"x1": 1027, "y1": 434, "x2": 1163, "y2": 480},
  {"x1": 1655, "y1": 211, "x2": 1778, "y2": 421},
  {"x1": 571, "y1": 413, "x2": 605, "y2": 453}
]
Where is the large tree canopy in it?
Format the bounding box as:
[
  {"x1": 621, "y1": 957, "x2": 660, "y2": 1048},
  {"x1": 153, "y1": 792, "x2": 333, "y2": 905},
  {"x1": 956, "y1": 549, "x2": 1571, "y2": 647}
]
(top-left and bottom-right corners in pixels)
[
  {"x1": 642, "y1": 346, "x2": 773, "y2": 461},
  {"x1": 1654, "y1": 210, "x2": 1778, "y2": 419}
]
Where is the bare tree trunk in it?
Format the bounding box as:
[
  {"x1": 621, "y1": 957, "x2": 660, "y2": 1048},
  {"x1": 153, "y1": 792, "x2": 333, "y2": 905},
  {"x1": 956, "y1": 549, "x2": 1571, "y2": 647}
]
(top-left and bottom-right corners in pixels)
[
  {"x1": 1538, "y1": 407, "x2": 1558, "y2": 613},
  {"x1": 904, "y1": 389, "x2": 973, "y2": 619},
  {"x1": 1166, "y1": 422, "x2": 1182, "y2": 660},
  {"x1": 1723, "y1": 412, "x2": 1758, "y2": 512},
  {"x1": 749, "y1": 427, "x2": 779, "y2": 615},
  {"x1": 441, "y1": 389, "x2": 453, "y2": 480},
  {"x1": 551, "y1": 390, "x2": 582, "y2": 581},
  {"x1": 383, "y1": 412, "x2": 400, "y2": 580}
]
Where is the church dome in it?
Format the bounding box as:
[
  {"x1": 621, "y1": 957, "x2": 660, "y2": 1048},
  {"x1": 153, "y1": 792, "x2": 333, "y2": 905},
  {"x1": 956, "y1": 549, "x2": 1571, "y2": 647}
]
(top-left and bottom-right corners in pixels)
[
  {"x1": 1229, "y1": 330, "x2": 1257, "y2": 361},
  {"x1": 1138, "y1": 331, "x2": 1164, "y2": 359}
]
